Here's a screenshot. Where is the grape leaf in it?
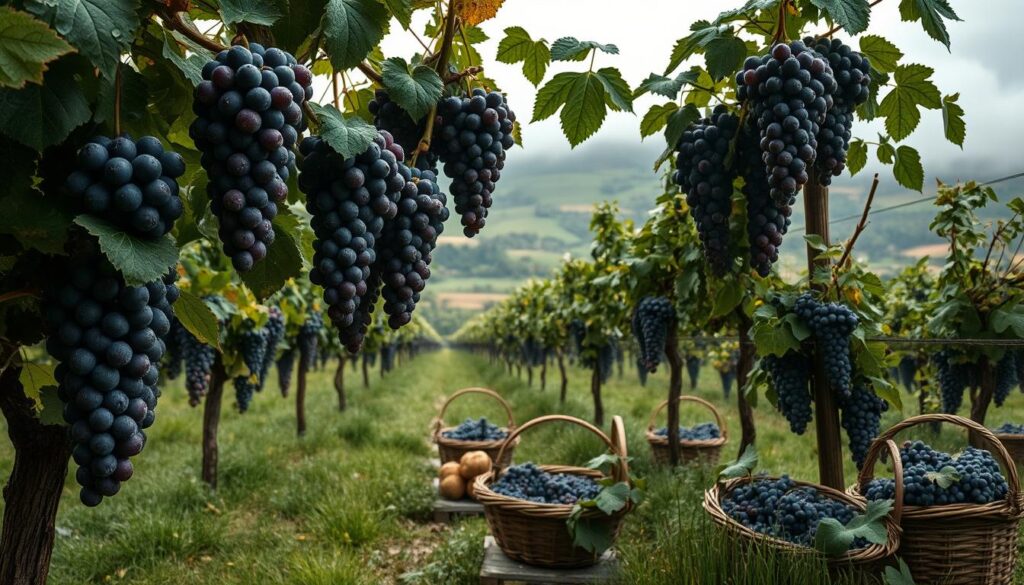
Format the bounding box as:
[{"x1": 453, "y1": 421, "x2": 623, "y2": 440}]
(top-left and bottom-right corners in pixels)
[
  {"x1": 809, "y1": 0, "x2": 870, "y2": 35},
  {"x1": 883, "y1": 559, "x2": 917, "y2": 585},
  {"x1": 878, "y1": 64, "x2": 940, "y2": 141},
  {"x1": 717, "y1": 443, "x2": 758, "y2": 480},
  {"x1": 25, "y1": 0, "x2": 139, "y2": 80},
  {"x1": 271, "y1": 0, "x2": 327, "y2": 55},
  {"x1": 0, "y1": 58, "x2": 90, "y2": 150},
  {"x1": 380, "y1": 57, "x2": 442, "y2": 121},
  {"x1": 560, "y1": 72, "x2": 607, "y2": 148},
  {"x1": 532, "y1": 72, "x2": 576, "y2": 122},
  {"x1": 323, "y1": 0, "x2": 389, "y2": 71},
  {"x1": 496, "y1": 27, "x2": 549, "y2": 87},
  {"x1": 19, "y1": 361, "x2": 56, "y2": 403},
  {"x1": 550, "y1": 37, "x2": 618, "y2": 62},
  {"x1": 593, "y1": 67, "x2": 632, "y2": 113},
  {"x1": 893, "y1": 145, "x2": 923, "y2": 191},
  {"x1": 73, "y1": 216, "x2": 179, "y2": 286},
  {"x1": 0, "y1": 185, "x2": 72, "y2": 254},
  {"x1": 847, "y1": 139, "x2": 867, "y2": 175},
  {"x1": 704, "y1": 35, "x2": 746, "y2": 81},
  {"x1": 899, "y1": 0, "x2": 960, "y2": 50},
  {"x1": 219, "y1": 0, "x2": 285, "y2": 25},
  {"x1": 174, "y1": 289, "x2": 221, "y2": 349},
  {"x1": 991, "y1": 307, "x2": 1024, "y2": 337},
  {"x1": 308, "y1": 102, "x2": 378, "y2": 158},
  {"x1": 859, "y1": 35, "x2": 902, "y2": 74},
  {"x1": 664, "y1": 21, "x2": 724, "y2": 75},
  {"x1": 593, "y1": 482, "x2": 631, "y2": 515},
  {"x1": 941, "y1": 93, "x2": 965, "y2": 147},
  {"x1": 383, "y1": 0, "x2": 412, "y2": 29},
  {"x1": 634, "y1": 69, "x2": 699, "y2": 99},
  {"x1": 457, "y1": 0, "x2": 504, "y2": 26},
  {"x1": 161, "y1": 31, "x2": 213, "y2": 87},
  {"x1": 36, "y1": 385, "x2": 64, "y2": 426},
  {"x1": 924, "y1": 465, "x2": 960, "y2": 488},
  {"x1": 751, "y1": 318, "x2": 802, "y2": 356},
  {"x1": 239, "y1": 219, "x2": 302, "y2": 300},
  {"x1": 0, "y1": 7, "x2": 74, "y2": 89},
  {"x1": 714, "y1": 0, "x2": 781, "y2": 24},
  {"x1": 95, "y1": 66, "x2": 148, "y2": 126},
  {"x1": 640, "y1": 102, "x2": 678, "y2": 139},
  {"x1": 814, "y1": 499, "x2": 892, "y2": 556},
  {"x1": 568, "y1": 516, "x2": 614, "y2": 554},
  {"x1": 877, "y1": 142, "x2": 895, "y2": 164},
  {"x1": 664, "y1": 103, "x2": 699, "y2": 148}
]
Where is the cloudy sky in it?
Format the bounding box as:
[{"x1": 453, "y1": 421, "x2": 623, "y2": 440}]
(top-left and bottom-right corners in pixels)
[{"x1": 371, "y1": 0, "x2": 1024, "y2": 184}]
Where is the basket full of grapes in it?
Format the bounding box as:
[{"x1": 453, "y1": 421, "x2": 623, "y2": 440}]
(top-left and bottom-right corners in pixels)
[
  {"x1": 849, "y1": 414, "x2": 1023, "y2": 585},
  {"x1": 646, "y1": 396, "x2": 728, "y2": 465},
  {"x1": 991, "y1": 422, "x2": 1024, "y2": 466},
  {"x1": 473, "y1": 414, "x2": 634, "y2": 569},
  {"x1": 703, "y1": 443, "x2": 902, "y2": 569},
  {"x1": 433, "y1": 387, "x2": 519, "y2": 467}
]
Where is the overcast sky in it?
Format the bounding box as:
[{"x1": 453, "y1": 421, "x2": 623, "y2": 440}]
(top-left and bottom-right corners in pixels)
[{"x1": 369, "y1": 0, "x2": 1024, "y2": 184}]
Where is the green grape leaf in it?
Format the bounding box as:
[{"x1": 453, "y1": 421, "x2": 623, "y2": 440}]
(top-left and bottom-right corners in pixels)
[
  {"x1": 161, "y1": 31, "x2": 213, "y2": 87},
  {"x1": 496, "y1": 26, "x2": 550, "y2": 86},
  {"x1": 664, "y1": 103, "x2": 699, "y2": 148},
  {"x1": 550, "y1": 36, "x2": 618, "y2": 62},
  {"x1": 635, "y1": 69, "x2": 699, "y2": 99},
  {"x1": 19, "y1": 361, "x2": 56, "y2": 403},
  {"x1": 323, "y1": 0, "x2": 389, "y2": 71},
  {"x1": 714, "y1": 0, "x2": 781, "y2": 24},
  {"x1": 941, "y1": 93, "x2": 965, "y2": 147},
  {"x1": 36, "y1": 385, "x2": 64, "y2": 426},
  {"x1": 73, "y1": 216, "x2": 179, "y2": 286},
  {"x1": 559, "y1": 71, "x2": 607, "y2": 148},
  {"x1": 272, "y1": 0, "x2": 328, "y2": 55},
  {"x1": 991, "y1": 306, "x2": 1024, "y2": 337},
  {"x1": 174, "y1": 289, "x2": 221, "y2": 349},
  {"x1": 809, "y1": 0, "x2": 870, "y2": 35},
  {"x1": 0, "y1": 187, "x2": 72, "y2": 254},
  {"x1": 847, "y1": 139, "x2": 868, "y2": 175},
  {"x1": 219, "y1": 0, "x2": 285, "y2": 25},
  {"x1": 704, "y1": 35, "x2": 746, "y2": 81},
  {"x1": 814, "y1": 499, "x2": 892, "y2": 555},
  {"x1": 664, "y1": 21, "x2": 723, "y2": 75},
  {"x1": 568, "y1": 517, "x2": 614, "y2": 554},
  {"x1": 924, "y1": 465, "x2": 959, "y2": 488},
  {"x1": 95, "y1": 66, "x2": 148, "y2": 126},
  {"x1": 0, "y1": 7, "x2": 74, "y2": 89},
  {"x1": 878, "y1": 64, "x2": 940, "y2": 141},
  {"x1": 309, "y1": 102, "x2": 378, "y2": 158},
  {"x1": 877, "y1": 142, "x2": 895, "y2": 164},
  {"x1": 640, "y1": 102, "x2": 678, "y2": 139},
  {"x1": 899, "y1": 0, "x2": 960, "y2": 50},
  {"x1": 883, "y1": 559, "x2": 917, "y2": 585},
  {"x1": 0, "y1": 59, "x2": 90, "y2": 150},
  {"x1": 380, "y1": 57, "x2": 443, "y2": 121},
  {"x1": 593, "y1": 67, "x2": 632, "y2": 113},
  {"x1": 532, "y1": 71, "x2": 576, "y2": 122},
  {"x1": 593, "y1": 482, "x2": 631, "y2": 515},
  {"x1": 383, "y1": 0, "x2": 413, "y2": 29},
  {"x1": 717, "y1": 444, "x2": 758, "y2": 480},
  {"x1": 859, "y1": 35, "x2": 902, "y2": 74},
  {"x1": 751, "y1": 318, "x2": 801, "y2": 356},
  {"x1": 25, "y1": 0, "x2": 139, "y2": 80},
  {"x1": 893, "y1": 145, "x2": 923, "y2": 191},
  {"x1": 239, "y1": 218, "x2": 303, "y2": 300}
]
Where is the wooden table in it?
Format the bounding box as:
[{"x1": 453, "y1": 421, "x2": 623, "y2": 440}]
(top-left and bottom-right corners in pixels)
[{"x1": 478, "y1": 536, "x2": 619, "y2": 584}]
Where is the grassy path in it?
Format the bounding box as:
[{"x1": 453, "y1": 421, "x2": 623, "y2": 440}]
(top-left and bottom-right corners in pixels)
[{"x1": 0, "y1": 349, "x2": 1022, "y2": 583}]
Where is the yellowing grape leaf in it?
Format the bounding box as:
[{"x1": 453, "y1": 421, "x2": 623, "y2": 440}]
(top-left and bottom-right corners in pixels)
[{"x1": 456, "y1": 0, "x2": 504, "y2": 26}]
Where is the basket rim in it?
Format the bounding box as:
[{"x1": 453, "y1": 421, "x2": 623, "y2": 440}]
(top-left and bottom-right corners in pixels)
[
  {"x1": 646, "y1": 396, "x2": 729, "y2": 440},
  {"x1": 847, "y1": 483, "x2": 1024, "y2": 520},
  {"x1": 433, "y1": 425, "x2": 521, "y2": 449},
  {"x1": 645, "y1": 429, "x2": 727, "y2": 448},
  {"x1": 474, "y1": 464, "x2": 629, "y2": 519},
  {"x1": 433, "y1": 387, "x2": 516, "y2": 433},
  {"x1": 703, "y1": 474, "x2": 900, "y2": 565}
]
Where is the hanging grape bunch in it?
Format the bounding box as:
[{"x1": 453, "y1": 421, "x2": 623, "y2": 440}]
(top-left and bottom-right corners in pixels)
[
  {"x1": 44, "y1": 255, "x2": 179, "y2": 506},
  {"x1": 795, "y1": 294, "x2": 857, "y2": 397},
  {"x1": 673, "y1": 106, "x2": 740, "y2": 275},
  {"x1": 298, "y1": 311, "x2": 322, "y2": 368},
  {"x1": 736, "y1": 41, "x2": 837, "y2": 203},
  {"x1": 276, "y1": 347, "x2": 297, "y2": 396},
  {"x1": 63, "y1": 135, "x2": 186, "y2": 238},
  {"x1": 260, "y1": 306, "x2": 285, "y2": 385},
  {"x1": 379, "y1": 166, "x2": 449, "y2": 329},
  {"x1": 739, "y1": 120, "x2": 793, "y2": 276},
  {"x1": 190, "y1": 44, "x2": 312, "y2": 272},
  {"x1": 764, "y1": 352, "x2": 813, "y2": 434},
  {"x1": 933, "y1": 350, "x2": 969, "y2": 414},
  {"x1": 992, "y1": 352, "x2": 1020, "y2": 407},
  {"x1": 802, "y1": 37, "x2": 871, "y2": 184},
  {"x1": 838, "y1": 382, "x2": 887, "y2": 468},
  {"x1": 434, "y1": 88, "x2": 516, "y2": 237},
  {"x1": 234, "y1": 325, "x2": 268, "y2": 413},
  {"x1": 299, "y1": 132, "x2": 404, "y2": 352},
  {"x1": 182, "y1": 327, "x2": 216, "y2": 407},
  {"x1": 369, "y1": 90, "x2": 438, "y2": 171},
  {"x1": 632, "y1": 296, "x2": 675, "y2": 373}
]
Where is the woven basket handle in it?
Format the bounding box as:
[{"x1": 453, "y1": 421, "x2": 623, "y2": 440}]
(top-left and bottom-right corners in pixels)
[
  {"x1": 493, "y1": 414, "x2": 628, "y2": 484},
  {"x1": 645, "y1": 396, "x2": 729, "y2": 440},
  {"x1": 854, "y1": 439, "x2": 905, "y2": 525},
  {"x1": 433, "y1": 387, "x2": 515, "y2": 433},
  {"x1": 856, "y1": 413, "x2": 1020, "y2": 510}
]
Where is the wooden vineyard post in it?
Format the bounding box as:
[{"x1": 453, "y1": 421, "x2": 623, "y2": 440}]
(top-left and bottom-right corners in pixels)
[
  {"x1": 202, "y1": 358, "x2": 226, "y2": 489},
  {"x1": 664, "y1": 327, "x2": 684, "y2": 465},
  {"x1": 362, "y1": 354, "x2": 370, "y2": 388},
  {"x1": 557, "y1": 350, "x2": 568, "y2": 403},
  {"x1": 0, "y1": 362, "x2": 72, "y2": 585},
  {"x1": 296, "y1": 350, "x2": 309, "y2": 437},
  {"x1": 334, "y1": 356, "x2": 346, "y2": 412},
  {"x1": 540, "y1": 359, "x2": 547, "y2": 390},
  {"x1": 803, "y1": 178, "x2": 845, "y2": 489},
  {"x1": 736, "y1": 318, "x2": 757, "y2": 456},
  {"x1": 590, "y1": 368, "x2": 604, "y2": 426},
  {"x1": 969, "y1": 356, "x2": 995, "y2": 446}
]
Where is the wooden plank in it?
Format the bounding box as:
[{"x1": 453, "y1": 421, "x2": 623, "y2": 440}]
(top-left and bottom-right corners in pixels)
[{"x1": 478, "y1": 536, "x2": 618, "y2": 584}]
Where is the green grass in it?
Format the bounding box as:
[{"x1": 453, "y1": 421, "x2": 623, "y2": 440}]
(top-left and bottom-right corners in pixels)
[{"x1": 1, "y1": 349, "x2": 1022, "y2": 584}]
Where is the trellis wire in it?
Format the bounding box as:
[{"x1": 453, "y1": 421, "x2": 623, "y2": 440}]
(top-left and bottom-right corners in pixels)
[{"x1": 679, "y1": 336, "x2": 1024, "y2": 348}]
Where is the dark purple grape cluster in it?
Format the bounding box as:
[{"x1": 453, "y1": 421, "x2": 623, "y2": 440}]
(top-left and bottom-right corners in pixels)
[
  {"x1": 569, "y1": 319, "x2": 586, "y2": 356},
  {"x1": 260, "y1": 306, "x2": 285, "y2": 385},
  {"x1": 802, "y1": 37, "x2": 871, "y2": 184},
  {"x1": 191, "y1": 44, "x2": 312, "y2": 272},
  {"x1": 44, "y1": 256, "x2": 178, "y2": 506},
  {"x1": 379, "y1": 167, "x2": 449, "y2": 329},
  {"x1": 898, "y1": 355, "x2": 917, "y2": 392},
  {"x1": 654, "y1": 422, "x2": 721, "y2": 441},
  {"x1": 764, "y1": 352, "x2": 813, "y2": 434},
  {"x1": 994, "y1": 423, "x2": 1024, "y2": 435},
  {"x1": 795, "y1": 294, "x2": 858, "y2": 398},
  {"x1": 63, "y1": 135, "x2": 186, "y2": 238},
  {"x1": 673, "y1": 106, "x2": 740, "y2": 275},
  {"x1": 865, "y1": 441, "x2": 1008, "y2": 506},
  {"x1": 434, "y1": 88, "x2": 516, "y2": 237},
  {"x1": 164, "y1": 318, "x2": 185, "y2": 381},
  {"x1": 491, "y1": 462, "x2": 601, "y2": 505},
  {"x1": 276, "y1": 347, "x2": 296, "y2": 397},
  {"x1": 182, "y1": 326, "x2": 216, "y2": 407},
  {"x1": 933, "y1": 350, "x2": 969, "y2": 414},
  {"x1": 739, "y1": 120, "x2": 793, "y2": 276},
  {"x1": 723, "y1": 476, "x2": 865, "y2": 548},
  {"x1": 299, "y1": 132, "x2": 404, "y2": 352},
  {"x1": 442, "y1": 417, "x2": 507, "y2": 441},
  {"x1": 993, "y1": 352, "x2": 1020, "y2": 407},
  {"x1": 632, "y1": 296, "x2": 674, "y2": 373},
  {"x1": 298, "y1": 311, "x2": 322, "y2": 369},
  {"x1": 736, "y1": 41, "x2": 837, "y2": 202},
  {"x1": 368, "y1": 89, "x2": 438, "y2": 171},
  {"x1": 234, "y1": 325, "x2": 268, "y2": 413},
  {"x1": 838, "y1": 382, "x2": 887, "y2": 468}
]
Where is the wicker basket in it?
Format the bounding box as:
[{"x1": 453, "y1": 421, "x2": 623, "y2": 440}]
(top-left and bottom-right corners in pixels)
[
  {"x1": 849, "y1": 414, "x2": 1023, "y2": 585},
  {"x1": 474, "y1": 414, "x2": 631, "y2": 569},
  {"x1": 432, "y1": 387, "x2": 519, "y2": 467},
  {"x1": 991, "y1": 431, "x2": 1024, "y2": 466},
  {"x1": 704, "y1": 441, "x2": 903, "y2": 570},
  {"x1": 646, "y1": 396, "x2": 728, "y2": 466}
]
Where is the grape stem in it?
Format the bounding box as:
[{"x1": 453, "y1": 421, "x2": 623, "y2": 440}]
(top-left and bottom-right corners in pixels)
[
  {"x1": 301, "y1": 101, "x2": 322, "y2": 134},
  {"x1": 829, "y1": 173, "x2": 879, "y2": 295},
  {"x1": 445, "y1": 65, "x2": 484, "y2": 84},
  {"x1": 0, "y1": 289, "x2": 40, "y2": 306},
  {"x1": 331, "y1": 72, "x2": 341, "y2": 110},
  {"x1": 356, "y1": 61, "x2": 383, "y2": 85},
  {"x1": 114, "y1": 61, "x2": 123, "y2": 136},
  {"x1": 410, "y1": 102, "x2": 437, "y2": 168},
  {"x1": 160, "y1": 8, "x2": 227, "y2": 52},
  {"x1": 771, "y1": 0, "x2": 789, "y2": 44},
  {"x1": 433, "y1": 0, "x2": 458, "y2": 76}
]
